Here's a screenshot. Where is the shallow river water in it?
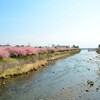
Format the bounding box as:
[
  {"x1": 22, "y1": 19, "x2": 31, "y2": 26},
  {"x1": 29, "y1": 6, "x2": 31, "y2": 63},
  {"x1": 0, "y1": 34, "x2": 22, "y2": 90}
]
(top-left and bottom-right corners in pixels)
[{"x1": 0, "y1": 50, "x2": 100, "y2": 100}]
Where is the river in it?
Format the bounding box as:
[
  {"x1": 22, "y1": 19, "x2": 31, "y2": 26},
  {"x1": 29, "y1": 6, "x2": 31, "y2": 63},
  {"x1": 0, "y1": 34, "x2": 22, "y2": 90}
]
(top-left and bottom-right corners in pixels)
[{"x1": 0, "y1": 50, "x2": 100, "y2": 100}]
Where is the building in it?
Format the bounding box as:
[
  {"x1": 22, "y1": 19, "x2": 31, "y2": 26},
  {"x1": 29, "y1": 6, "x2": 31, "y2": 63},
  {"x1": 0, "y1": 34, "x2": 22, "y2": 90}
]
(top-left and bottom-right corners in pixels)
[{"x1": 52, "y1": 44, "x2": 70, "y2": 48}]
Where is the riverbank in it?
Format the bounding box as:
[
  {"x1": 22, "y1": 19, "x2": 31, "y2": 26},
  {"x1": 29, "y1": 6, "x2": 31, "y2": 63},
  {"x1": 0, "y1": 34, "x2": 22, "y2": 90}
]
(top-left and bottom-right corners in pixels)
[
  {"x1": 0, "y1": 49, "x2": 80, "y2": 79},
  {"x1": 96, "y1": 48, "x2": 100, "y2": 54}
]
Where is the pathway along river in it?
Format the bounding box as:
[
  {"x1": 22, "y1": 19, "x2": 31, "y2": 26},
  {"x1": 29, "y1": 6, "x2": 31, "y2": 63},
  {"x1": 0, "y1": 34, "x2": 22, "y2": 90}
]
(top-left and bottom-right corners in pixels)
[{"x1": 0, "y1": 50, "x2": 100, "y2": 100}]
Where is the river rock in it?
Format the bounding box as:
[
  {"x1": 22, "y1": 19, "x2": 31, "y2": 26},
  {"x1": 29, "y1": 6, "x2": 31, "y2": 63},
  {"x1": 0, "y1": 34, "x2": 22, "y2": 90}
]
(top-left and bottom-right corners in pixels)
[{"x1": 87, "y1": 80, "x2": 94, "y2": 87}]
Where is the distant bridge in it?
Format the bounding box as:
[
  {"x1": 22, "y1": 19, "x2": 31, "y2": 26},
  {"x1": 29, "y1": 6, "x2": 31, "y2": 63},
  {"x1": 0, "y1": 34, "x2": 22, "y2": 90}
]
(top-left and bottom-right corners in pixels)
[{"x1": 81, "y1": 48, "x2": 97, "y2": 51}]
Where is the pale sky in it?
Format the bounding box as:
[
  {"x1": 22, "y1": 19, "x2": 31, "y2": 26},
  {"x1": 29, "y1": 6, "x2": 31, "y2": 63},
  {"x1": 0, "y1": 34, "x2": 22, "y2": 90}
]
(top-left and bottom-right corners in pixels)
[{"x1": 0, "y1": 0, "x2": 100, "y2": 48}]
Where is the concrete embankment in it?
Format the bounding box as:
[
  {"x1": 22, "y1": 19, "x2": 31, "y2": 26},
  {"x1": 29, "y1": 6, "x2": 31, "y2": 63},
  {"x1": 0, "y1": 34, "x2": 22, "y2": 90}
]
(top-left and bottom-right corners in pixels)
[{"x1": 0, "y1": 49, "x2": 80, "y2": 79}]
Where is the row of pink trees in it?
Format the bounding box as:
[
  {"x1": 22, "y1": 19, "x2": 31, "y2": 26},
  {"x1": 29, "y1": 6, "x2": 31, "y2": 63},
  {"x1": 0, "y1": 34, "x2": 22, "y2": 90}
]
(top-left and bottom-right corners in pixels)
[{"x1": 0, "y1": 46, "x2": 77, "y2": 59}]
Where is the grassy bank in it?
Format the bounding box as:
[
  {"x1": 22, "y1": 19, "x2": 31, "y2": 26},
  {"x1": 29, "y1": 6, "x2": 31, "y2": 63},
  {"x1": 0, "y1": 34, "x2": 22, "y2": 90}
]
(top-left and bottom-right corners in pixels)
[{"x1": 0, "y1": 49, "x2": 80, "y2": 79}]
